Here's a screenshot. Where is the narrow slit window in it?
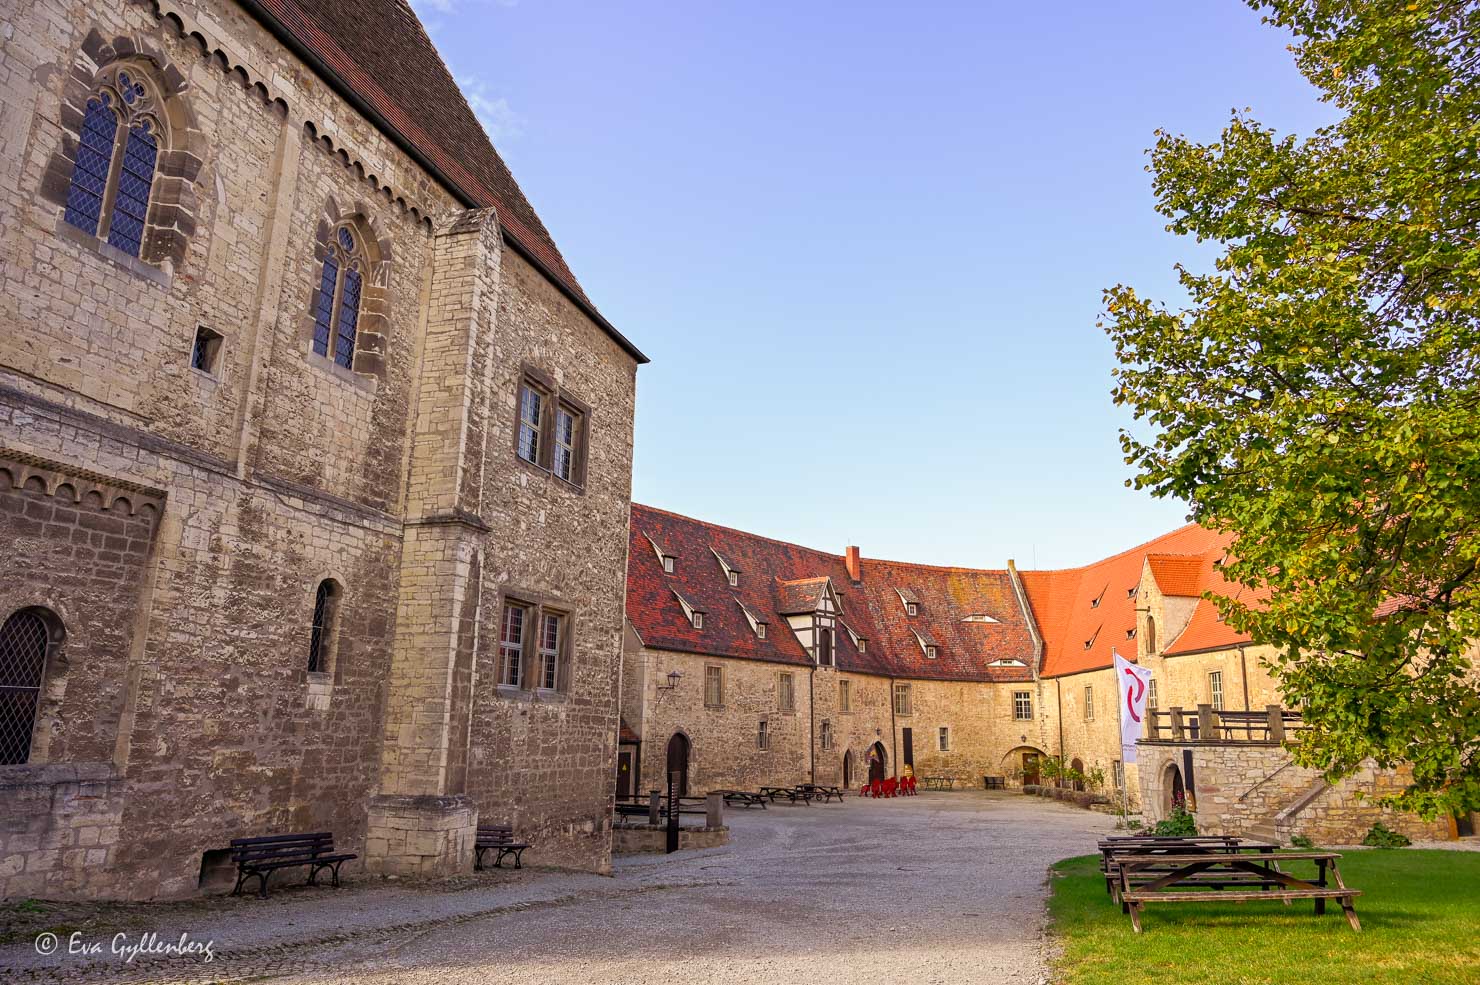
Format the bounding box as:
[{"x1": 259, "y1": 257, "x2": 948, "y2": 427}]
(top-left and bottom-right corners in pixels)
[{"x1": 307, "y1": 580, "x2": 339, "y2": 674}]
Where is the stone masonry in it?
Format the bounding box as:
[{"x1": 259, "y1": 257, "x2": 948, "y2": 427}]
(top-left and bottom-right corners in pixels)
[{"x1": 0, "y1": 0, "x2": 642, "y2": 900}]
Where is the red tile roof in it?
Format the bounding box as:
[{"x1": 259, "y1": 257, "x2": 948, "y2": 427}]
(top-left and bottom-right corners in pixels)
[
  {"x1": 1019, "y1": 525, "x2": 1236, "y2": 677},
  {"x1": 1146, "y1": 555, "x2": 1207, "y2": 597},
  {"x1": 776, "y1": 577, "x2": 831, "y2": 615},
  {"x1": 627, "y1": 505, "x2": 1038, "y2": 682},
  {"x1": 246, "y1": 0, "x2": 647, "y2": 362}
]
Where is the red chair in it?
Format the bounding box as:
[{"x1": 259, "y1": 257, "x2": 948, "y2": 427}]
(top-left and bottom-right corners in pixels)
[{"x1": 884, "y1": 777, "x2": 897, "y2": 798}]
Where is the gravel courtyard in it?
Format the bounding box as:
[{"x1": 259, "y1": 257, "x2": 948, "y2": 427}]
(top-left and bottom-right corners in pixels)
[{"x1": 2, "y1": 791, "x2": 1115, "y2": 985}]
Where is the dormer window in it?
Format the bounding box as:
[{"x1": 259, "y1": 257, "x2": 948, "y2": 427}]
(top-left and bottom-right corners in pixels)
[
  {"x1": 674, "y1": 591, "x2": 703, "y2": 630},
  {"x1": 912, "y1": 629, "x2": 938, "y2": 659},
  {"x1": 858, "y1": 639, "x2": 866, "y2": 654},
  {"x1": 736, "y1": 598, "x2": 767, "y2": 640},
  {"x1": 841, "y1": 622, "x2": 868, "y2": 656},
  {"x1": 728, "y1": 570, "x2": 738, "y2": 587},
  {"x1": 1083, "y1": 639, "x2": 1094, "y2": 650},
  {"x1": 1090, "y1": 585, "x2": 1107, "y2": 609},
  {"x1": 989, "y1": 658, "x2": 1026, "y2": 667},
  {"x1": 692, "y1": 611, "x2": 704, "y2": 630},
  {"x1": 907, "y1": 602, "x2": 918, "y2": 617},
  {"x1": 926, "y1": 645, "x2": 937, "y2": 659},
  {"x1": 1127, "y1": 587, "x2": 1138, "y2": 598},
  {"x1": 962, "y1": 613, "x2": 999, "y2": 624},
  {"x1": 711, "y1": 548, "x2": 740, "y2": 587},
  {"x1": 1126, "y1": 628, "x2": 1137, "y2": 640},
  {"x1": 663, "y1": 556, "x2": 675, "y2": 574},
  {"x1": 896, "y1": 588, "x2": 920, "y2": 616},
  {"x1": 757, "y1": 623, "x2": 766, "y2": 639}
]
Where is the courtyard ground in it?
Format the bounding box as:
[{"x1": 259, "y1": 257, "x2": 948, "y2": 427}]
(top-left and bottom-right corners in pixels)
[{"x1": 0, "y1": 790, "x2": 1113, "y2": 984}]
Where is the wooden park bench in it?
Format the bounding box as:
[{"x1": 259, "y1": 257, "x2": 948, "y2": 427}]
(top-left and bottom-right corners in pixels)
[
  {"x1": 474, "y1": 823, "x2": 530, "y2": 870},
  {"x1": 718, "y1": 790, "x2": 768, "y2": 809},
  {"x1": 229, "y1": 831, "x2": 357, "y2": 899},
  {"x1": 1115, "y1": 850, "x2": 1361, "y2": 933}
]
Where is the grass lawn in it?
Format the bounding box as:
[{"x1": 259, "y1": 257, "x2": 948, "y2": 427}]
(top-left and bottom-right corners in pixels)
[{"x1": 1048, "y1": 849, "x2": 1480, "y2": 985}]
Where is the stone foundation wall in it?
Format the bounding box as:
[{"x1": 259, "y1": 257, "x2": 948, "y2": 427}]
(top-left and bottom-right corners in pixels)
[
  {"x1": 1137, "y1": 741, "x2": 1451, "y2": 844},
  {"x1": 0, "y1": 764, "x2": 125, "y2": 900}
]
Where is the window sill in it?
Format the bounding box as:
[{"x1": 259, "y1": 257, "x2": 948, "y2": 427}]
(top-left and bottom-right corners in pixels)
[
  {"x1": 512, "y1": 453, "x2": 587, "y2": 495},
  {"x1": 307, "y1": 350, "x2": 377, "y2": 396},
  {"x1": 55, "y1": 217, "x2": 171, "y2": 288}
]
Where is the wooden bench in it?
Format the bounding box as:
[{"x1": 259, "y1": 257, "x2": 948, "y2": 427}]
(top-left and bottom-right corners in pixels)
[
  {"x1": 718, "y1": 790, "x2": 768, "y2": 809},
  {"x1": 474, "y1": 823, "x2": 530, "y2": 870},
  {"x1": 1115, "y1": 851, "x2": 1361, "y2": 933},
  {"x1": 1097, "y1": 835, "x2": 1249, "y2": 895},
  {"x1": 229, "y1": 832, "x2": 357, "y2": 899}
]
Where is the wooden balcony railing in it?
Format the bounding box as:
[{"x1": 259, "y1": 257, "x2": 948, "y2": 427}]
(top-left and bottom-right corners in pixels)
[{"x1": 1145, "y1": 704, "x2": 1307, "y2": 743}]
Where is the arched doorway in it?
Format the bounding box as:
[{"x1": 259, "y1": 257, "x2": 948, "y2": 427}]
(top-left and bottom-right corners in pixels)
[
  {"x1": 867, "y1": 741, "x2": 887, "y2": 783},
  {"x1": 1003, "y1": 746, "x2": 1047, "y2": 786},
  {"x1": 1070, "y1": 757, "x2": 1086, "y2": 792},
  {"x1": 665, "y1": 732, "x2": 690, "y2": 797},
  {"x1": 842, "y1": 750, "x2": 854, "y2": 788},
  {"x1": 1163, "y1": 762, "x2": 1185, "y2": 814}
]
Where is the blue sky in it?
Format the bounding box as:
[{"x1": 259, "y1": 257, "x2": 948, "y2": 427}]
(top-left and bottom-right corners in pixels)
[{"x1": 411, "y1": 1, "x2": 1336, "y2": 569}]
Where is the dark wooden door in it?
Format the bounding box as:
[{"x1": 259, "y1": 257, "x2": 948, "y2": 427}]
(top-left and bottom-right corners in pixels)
[
  {"x1": 868, "y1": 742, "x2": 886, "y2": 783},
  {"x1": 1022, "y1": 752, "x2": 1041, "y2": 785},
  {"x1": 665, "y1": 733, "x2": 690, "y2": 797},
  {"x1": 616, "y1": 749, "x2": 634, "y2": 800},
  {"x1": 842, "y1": 750, "x2": 853, "y2": 787},
  {"x1": 902, "y1": 727, "x2": 914, "y2": 768}
]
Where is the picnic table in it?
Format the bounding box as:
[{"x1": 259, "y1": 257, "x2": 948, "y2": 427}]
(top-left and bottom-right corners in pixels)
[
  {"x1": 1114, "y1": 849, "x2": 1361, "y2": 933},
  {"x1": 760, "y1": 785, "x2": 814, "y2": 805},
  {"x1": 717, "y1": 789, "x2": 768, "y2": 809},
  {"x1": 1098, "y1": 836, "x2": 1273, "y2": 899},
  {"x1": 920, "y1": 775, "x2": 957, "y2": 791},
  {"x1": 798, "y1": 783, "x2": 844, "y2": 803}
]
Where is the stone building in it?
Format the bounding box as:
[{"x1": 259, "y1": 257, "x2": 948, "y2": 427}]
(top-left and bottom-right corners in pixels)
[
  {"x1": 622, "y1": 506, "x2": 1468, "y2": 843},
  {"x1": 0, "y1": 0, "x2": 646, "y2": 901}
]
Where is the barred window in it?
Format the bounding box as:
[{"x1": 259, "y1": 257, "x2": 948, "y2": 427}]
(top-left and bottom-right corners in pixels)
[
  {"x1": 778, "y1": 672, "x2": 794, "y2": 712},
  {"x1": 307, "y1": 579, "x2": 341, "y2": 674},
  {"x1": 63, "y1": 68, "x2": 161, "y2": 258},
  {"x1": 704, "y1": 665, "x2": 723, "y2": 707},
  {"x1": 938, "y1": 726, "x2": 951, "y2": 752},
  {"x1": 499, "y1": 602, "x2": 527, "y2": 687},
  {"x1": 1013, "y1": 690, "x2": 1033, "y2": 721},
  {"x1": 312, "y1": 225, "x2": 365, "y2": 369},
  {"x1": 538, "y1": 611, "x2": 564, "y2": 691},
  {"x1": 0, "y1": 609, "x2": 58, "y2": 766},
  {"x1": 893, "y1": 682, "x2": 912, "y2": 716}
]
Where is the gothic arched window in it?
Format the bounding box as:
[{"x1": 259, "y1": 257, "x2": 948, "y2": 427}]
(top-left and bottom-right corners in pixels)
[
  {"x1": 312, "y1": 226, "x2": 365, "y2": 369},
  {"x1": 63, "y1": 68, "x2": 162, "y2": 259},
  {"x1": 0, "y1": 608, "x2": 61, "y2": 766},
  {"x1": 307, "y1": 579, "x2": 342, "y2": 674}
]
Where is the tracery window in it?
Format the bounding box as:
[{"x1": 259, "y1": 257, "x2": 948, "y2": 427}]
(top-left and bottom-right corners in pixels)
[
  {"x1": 63, "y1": 68, "x2": 162, "y2": 258},
  {"x1": 312, "y1": 225, "x2": 365, "y2": 369}
]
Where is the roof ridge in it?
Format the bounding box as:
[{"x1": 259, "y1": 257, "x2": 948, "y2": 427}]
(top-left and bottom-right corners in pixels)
[
  {"x1": 1020, "y1": 521, "x2": 1210, "y2": 574},
  {"x1": 632, "y1": 504, "x2": 845, "y2": 560}
]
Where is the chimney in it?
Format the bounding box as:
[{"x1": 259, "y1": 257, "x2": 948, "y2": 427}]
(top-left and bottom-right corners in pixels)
[{"x1": 845, "y1": 545, "x2": 862, "y2": 583}]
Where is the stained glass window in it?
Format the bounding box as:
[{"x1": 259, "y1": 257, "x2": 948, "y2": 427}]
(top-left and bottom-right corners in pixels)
[
  {"x1": 335, "y1": 267, "x2": 361, "y2": 368},
  {"x1": 107, "y1": 122, "x2": 156, "y2": 257},
  {"x1": 312, "y1": 256, "x2": 338, "y2": 357},
  {"x1": 63, "y1": 95, "x2": 118, "y2": 237}
]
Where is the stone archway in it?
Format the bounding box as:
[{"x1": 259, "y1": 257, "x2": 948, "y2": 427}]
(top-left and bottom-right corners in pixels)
[
  {"x1": 1003, "y1": 745, "x2": 1047, "y2": 786},
  {"x1": 867, "y1": 741, "x2": 887, "y2": 784},
  {"x1": 1162, "y1": 762, "x2": 1185, "y2": 814},
  {"x1": 665, "y1": 732, "x2": 690, "y2": 797},
  {"x1": 1070, "y1": 757, "x2": 1086, "y2": 792}
]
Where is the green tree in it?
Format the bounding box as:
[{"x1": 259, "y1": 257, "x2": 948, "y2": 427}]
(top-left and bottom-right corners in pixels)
[{"x1": 1103, "y1": 0, "x2": 1480, "y2": 817}]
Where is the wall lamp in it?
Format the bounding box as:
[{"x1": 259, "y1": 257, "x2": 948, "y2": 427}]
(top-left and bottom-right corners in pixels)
[{"x1": 657, "y1": 671, "x2": 683, "y2": 691}]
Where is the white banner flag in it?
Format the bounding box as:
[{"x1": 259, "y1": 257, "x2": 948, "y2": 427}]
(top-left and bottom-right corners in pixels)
[{"x1": 1114, "y1": 650, "x2": 1153, "y2": 764}]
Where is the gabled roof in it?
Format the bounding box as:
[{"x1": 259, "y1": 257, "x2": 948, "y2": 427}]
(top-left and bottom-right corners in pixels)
[
  {"x1": 1019, "y1": 524, "x2": 1235, "y2": 677},
  {"x1": 1146, "y1": 555, "x2": 1207, "y2": 597},
  {"x1": 626, "y1": 505, "x2": 1037, "y2": 682},
  {"x1": 777, "y1": 577, "x2": 831, "y2": 615},
  {"x1": 245, "y1": 0, "x2": 647, "y2": 363}
]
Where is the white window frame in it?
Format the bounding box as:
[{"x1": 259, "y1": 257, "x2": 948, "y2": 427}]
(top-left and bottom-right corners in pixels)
[{"x1": 1013, "y1": 690, "x2": 1033, "y2": 721}]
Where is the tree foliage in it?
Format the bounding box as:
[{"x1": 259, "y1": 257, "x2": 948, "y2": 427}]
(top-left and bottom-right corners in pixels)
[{"x1": 1104, "y1": 0, "x2": 1480, "y2": 817}]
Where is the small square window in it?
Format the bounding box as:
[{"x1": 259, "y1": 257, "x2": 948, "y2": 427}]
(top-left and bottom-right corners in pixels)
[
  {"x1": 191, "y1": 325, "x2": 223, "y2": 375},
  {"x1": 907, "y1": 603, "x2": 918, "y2": 617},
  {"x1": 925, "y1": 645, "x2": 937, "y2": 659},
  {"x1": 663, "y1": 556, "x2": 675, "y2": 574}
]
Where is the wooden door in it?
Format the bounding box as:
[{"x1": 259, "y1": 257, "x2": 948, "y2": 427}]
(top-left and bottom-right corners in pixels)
[
  {"x1": 1022, "y1": 752, "x2": 1040, "y2": 785},
  {"x1": 665, "y1": 733, "x2": 690, "y2": 797},
  {"x1": 616, "y1": 749, "x2": 634, "y2": 800}
]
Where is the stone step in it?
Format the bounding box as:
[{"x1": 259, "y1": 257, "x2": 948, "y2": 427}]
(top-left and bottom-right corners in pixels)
[{"x1": 1245, "y1": 821, "x2": 1280, "y2": 844}]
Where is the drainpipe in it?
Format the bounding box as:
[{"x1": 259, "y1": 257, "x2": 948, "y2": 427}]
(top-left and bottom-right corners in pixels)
[
  {"x1": 809, "y1": 665, "x2": 817, "y2": 785},
  {"x1": 1238, "y1": 645, "x2": 1252, "y2": 711},
  {"x1": 889, "y1": 676, "x2": 898, "y2": 776},
  {"x1": 1055, "y1": 677, "x2": 1065, "y2": 774}
]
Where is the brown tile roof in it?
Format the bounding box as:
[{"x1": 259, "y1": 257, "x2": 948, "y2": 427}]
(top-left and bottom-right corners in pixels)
[
  {"x1": 626, "y1": 505, "x2": 1038, "y2": 683},
  {"x1": 776, "y1": 577, "x2": 830, "y2": 615},
  {"x1": 245, "y1": 0, "x2": 647, "y2": 362}
]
